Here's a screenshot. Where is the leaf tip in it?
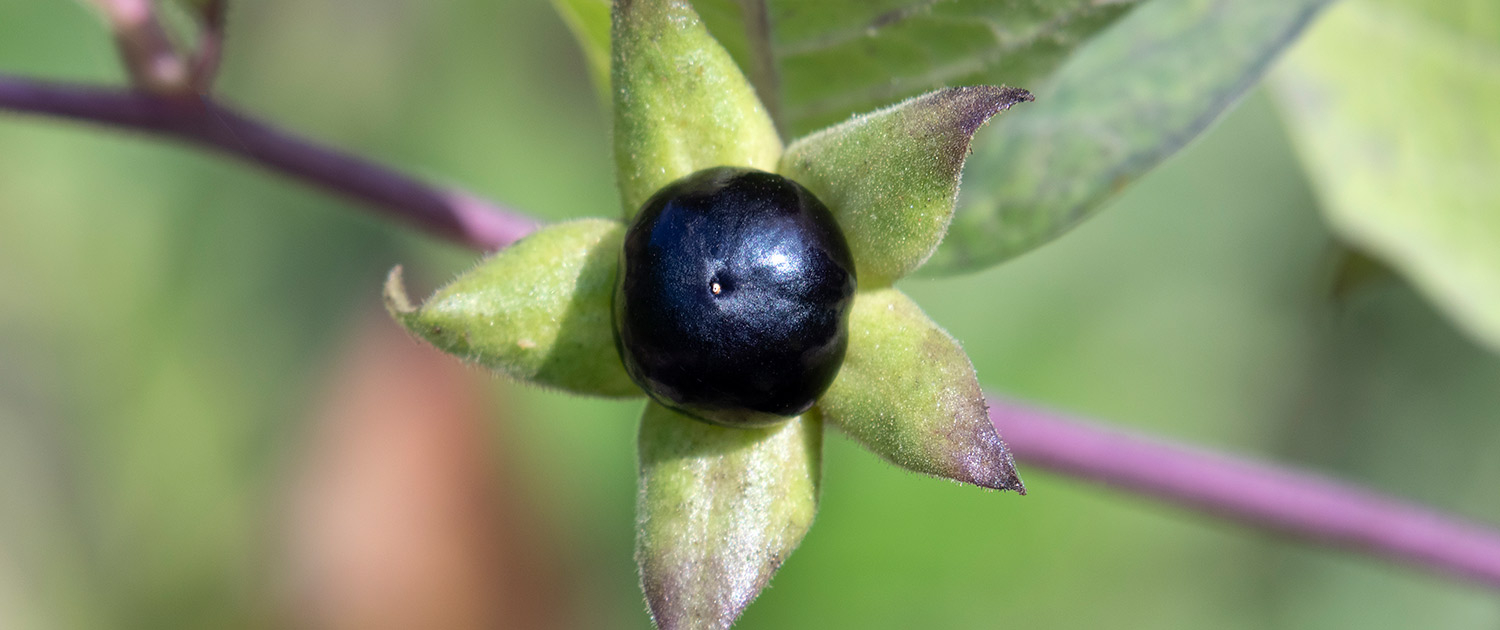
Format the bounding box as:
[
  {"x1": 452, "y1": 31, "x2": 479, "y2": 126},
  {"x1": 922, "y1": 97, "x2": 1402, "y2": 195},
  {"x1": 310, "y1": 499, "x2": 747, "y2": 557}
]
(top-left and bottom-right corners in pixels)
[
  {"x1": 383, "y1": 265, "x2": 416, "y2": 319},
  {"x1": 944, "y1": 84, "x2": 1035, "y2": 139},
  {"x1": 965, "y1": 438, "x2": 1026, "y2": 495},
  {"x1": 945, "y1": 440, "x2": 1026, "y2": 493},
  {"x1": 639, "y1": 569, "x2": 747, "y2": 630},
  {"x1": 942, "y1": 389, "x2": 1027, "y2": 494}
]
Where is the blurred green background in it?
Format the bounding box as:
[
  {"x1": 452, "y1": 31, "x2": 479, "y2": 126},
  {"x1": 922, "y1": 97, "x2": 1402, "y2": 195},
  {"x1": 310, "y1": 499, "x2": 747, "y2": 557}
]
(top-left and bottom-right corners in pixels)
[{"x1": 2, "y1": 1, "x2": 1498, "y2": 628}]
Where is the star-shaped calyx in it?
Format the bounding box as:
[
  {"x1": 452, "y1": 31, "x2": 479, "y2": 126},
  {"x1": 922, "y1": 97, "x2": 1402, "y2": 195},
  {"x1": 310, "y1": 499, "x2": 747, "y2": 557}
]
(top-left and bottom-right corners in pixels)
[{"x1": 383, "y1": 1, "x2": 1031, "y2": 628}]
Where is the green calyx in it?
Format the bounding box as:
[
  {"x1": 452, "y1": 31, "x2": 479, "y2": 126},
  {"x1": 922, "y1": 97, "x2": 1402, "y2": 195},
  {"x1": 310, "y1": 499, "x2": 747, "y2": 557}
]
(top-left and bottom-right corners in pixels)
[
  {"x1": 386, "y1": 1, "x2": 1030, "y2": 628},
  {"x1": 384, "y1": 219, "x2": 638, "y2": 398},
  {"x1": 636, "y1": 402, "x2": 821, "y2": 630},
  {"x1": 780, "y1": 86, "x2": 1033, "y2": 286},
  {"x1": 611, "y1": 0, "x2": 782, "y2": 217},
  {"x1": 818, "y1": 288, "x2": 1022, "y2": 492}
]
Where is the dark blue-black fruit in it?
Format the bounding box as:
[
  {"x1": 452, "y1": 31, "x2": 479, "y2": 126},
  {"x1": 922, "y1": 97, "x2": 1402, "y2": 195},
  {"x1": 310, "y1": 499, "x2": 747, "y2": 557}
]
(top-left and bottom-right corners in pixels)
[{"x1": 614, "y1": 166, "x2": 857, "y2": 427}]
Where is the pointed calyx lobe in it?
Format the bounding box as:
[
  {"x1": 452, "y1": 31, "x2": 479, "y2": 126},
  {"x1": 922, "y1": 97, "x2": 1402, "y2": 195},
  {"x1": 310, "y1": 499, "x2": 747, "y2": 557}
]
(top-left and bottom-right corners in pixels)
[
  {"x1": 817, "y1": 288, "x2": 1023, "y2": 492},
  {"x1": 384, "y1": 219, "x2": 640, "y2": 397},
  {"x1": 612, "y1": 0, "x2": 782, "y2": 218},
  {"x1": 779, "y1": 86, "x2": 1033, "y2": 286},
  {"x1": 636, "y1": 402, "x2": 821, "y2": 630}
]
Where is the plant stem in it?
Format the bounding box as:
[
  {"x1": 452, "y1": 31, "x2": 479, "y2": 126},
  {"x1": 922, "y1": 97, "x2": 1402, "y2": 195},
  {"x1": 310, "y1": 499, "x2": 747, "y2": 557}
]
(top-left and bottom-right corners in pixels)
[
  {"x1": 0, "y1": 76, "x2": 537, "y2": 250},
  {"x1": 991, "y1": 397, "x2": 1500, "y2": 589},
  {"x1": 188, "y1": 0, "x2": 229, "y2": 93},
  {"x1": 3, "y1": 73, "x2": 1499, "y2": 590},
  {"x1": 87, "y1": 0, "x2": 189, "y2": 93}
]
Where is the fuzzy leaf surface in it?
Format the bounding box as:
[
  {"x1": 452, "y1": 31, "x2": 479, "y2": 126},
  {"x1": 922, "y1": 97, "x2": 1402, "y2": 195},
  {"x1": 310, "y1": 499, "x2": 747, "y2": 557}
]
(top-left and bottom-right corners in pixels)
[
  {"x1": 384, "y1": 219, "x2": 640, "y2": 397},
  {"x1": 818, "y1": 288, "x2": 1022, "y2": 491},
  {"x1": 636, "y1": 402, "x2": 820, "y2": 630},
  {"x1": 779, "y1": 86, "x2": 1030, "y2": 286},
  {"x1": 770, "y1": 0, "x2": 1140, "y2": 137},
  {"x1": 927, "y1": 0, "x2": 1332, "y2": 275},
  {"x1": 613, "y1": 0, "x2": 782, "y2": 218},
  {"x1": 1274, "y1": 0, "x2": 1500, "y2": 351}
]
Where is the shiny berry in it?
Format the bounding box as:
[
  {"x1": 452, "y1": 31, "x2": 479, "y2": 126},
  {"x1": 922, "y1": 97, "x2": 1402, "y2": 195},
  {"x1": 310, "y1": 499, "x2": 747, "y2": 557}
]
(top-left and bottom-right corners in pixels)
[{"x1": 613, "y1": 167, "x2": 857, "y2": 427}]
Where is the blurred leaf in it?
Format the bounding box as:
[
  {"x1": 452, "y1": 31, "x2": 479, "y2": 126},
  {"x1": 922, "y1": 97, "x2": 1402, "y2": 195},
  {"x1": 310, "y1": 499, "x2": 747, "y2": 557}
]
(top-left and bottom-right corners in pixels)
[
  {"x1": 1329, "y1": 245, "x2": 1398, "y2": 305},
  {"x1": 926, "y1": 0, "x2": 1331, "y2": 275},
  {"x1": 693, "y1": 0, "x2": 783, "y2": 125},
  {"x1": 550, "y1": 0, "x2": 612, "y2": 105},
  {"x1": 770, "y1": 0, "x2": 1140, "y2": 137},
  {"x1": 385, "y1": 219, "x2": 641, "y2": 398},
  {"x1": 1274, "y1": 0, "x2": 1500, "y2": 351},
  {"x1": 556, "y1": 0, "x2": 1327, "y2": 276},
  {"x1": 817, "y1": 288, "x2": 1022, "y2": 491},
  {"x1": 779, "y1": 86, "x2": 1030, "y2": 286},
  {"x1": 557, "y1": 1, "x2": 1133, "y2": 138},
  {"x1": 612, "y1": 0, "x2": 782, "y2": 218},
  {"x1": 636, "y1": 402, "x2": 820, "y2": 630}
]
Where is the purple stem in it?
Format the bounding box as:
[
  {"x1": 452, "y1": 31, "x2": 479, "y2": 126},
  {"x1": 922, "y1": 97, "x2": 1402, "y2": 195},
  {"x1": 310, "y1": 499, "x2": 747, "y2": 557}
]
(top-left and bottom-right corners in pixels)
[
  {"x1": 3, "y1": 73, "x2": 1500, "y2": 590},
  {"x1": 0, "y1": 76, "x2": 537, "y2": 250},
  {"x1": 992, "y1": 397, "x2": 1500, "y2": 588}
]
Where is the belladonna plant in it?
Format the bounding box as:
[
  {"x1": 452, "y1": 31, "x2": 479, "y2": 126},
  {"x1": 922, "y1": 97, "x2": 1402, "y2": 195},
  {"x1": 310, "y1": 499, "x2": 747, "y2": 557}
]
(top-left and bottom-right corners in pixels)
[
  {"x1": 6, "y1": 0, "x2": 1500, "y2": 626},
  {"x1": 382, "y1": 0, "x2": 1031, "y2": 626}
]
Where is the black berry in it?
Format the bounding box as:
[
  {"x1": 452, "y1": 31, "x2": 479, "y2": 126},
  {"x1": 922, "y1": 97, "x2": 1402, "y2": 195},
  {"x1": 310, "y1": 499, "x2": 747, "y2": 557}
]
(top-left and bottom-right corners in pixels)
[{"x1": 614, "y1": 167, "x2": 857, "y2": 427}]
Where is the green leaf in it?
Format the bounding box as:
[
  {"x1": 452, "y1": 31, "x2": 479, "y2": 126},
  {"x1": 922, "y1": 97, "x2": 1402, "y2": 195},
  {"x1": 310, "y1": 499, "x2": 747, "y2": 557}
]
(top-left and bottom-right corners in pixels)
[
  {"x1": 384, "y1": 219, "x2": 641, "y2": 398},
  {"x1": 694, "y1": 0, "x2": 783, "y2": 127},
  {"x1": 779, "y1": 86, "x2": 1031, "y2": 286},
  {"x1": 636, "y1": 401, "x2": 821, "y2": 630},
  {"x1": 612, "y1": 0, "x2": 783, "y2": 218},
  {"x1": 817, "y1": 288, "x2": 1022, "y2": 491},
  {"x1": 769, "y1": 0, "x2": 1141, "y2": 137},
  {"x1": 550, "y1": 0, "x2": 612, "y2": 106},
  {"x1": 1274, "y1": 0, "x2": 1500, "y2": 352},
  {"x1": 926, "y1": 0, "x2": 1332, "y2": 275}
]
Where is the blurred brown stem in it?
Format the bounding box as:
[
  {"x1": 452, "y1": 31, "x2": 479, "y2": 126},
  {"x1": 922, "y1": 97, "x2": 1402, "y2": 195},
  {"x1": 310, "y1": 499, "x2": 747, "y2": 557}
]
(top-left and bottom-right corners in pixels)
[
  {"x1": 90, "y1": 0, "x2": 190, "y2": 93},
  {"x1": 281, "y1": 316, "x2": 575, "y2": 630},
  {"x1": 188, "y1": 0, "x2": 229, "y2": 93},
  {"x1": 2, "y1": 73, "x2": 1499, "y2": 591}
]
